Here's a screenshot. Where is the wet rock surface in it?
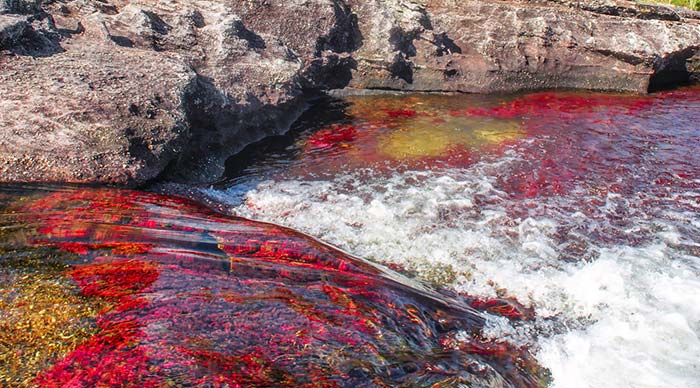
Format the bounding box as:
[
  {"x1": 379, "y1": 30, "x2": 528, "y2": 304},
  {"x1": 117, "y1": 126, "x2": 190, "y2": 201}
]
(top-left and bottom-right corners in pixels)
[{"x1": 1, "y1": 0, "x2": 699, "y2": 185}]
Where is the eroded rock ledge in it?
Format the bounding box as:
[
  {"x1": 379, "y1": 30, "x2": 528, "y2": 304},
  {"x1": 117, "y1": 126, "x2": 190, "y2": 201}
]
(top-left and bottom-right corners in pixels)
[{"x1": 1, "y1": 0, "x2": 699, "y2": 185}]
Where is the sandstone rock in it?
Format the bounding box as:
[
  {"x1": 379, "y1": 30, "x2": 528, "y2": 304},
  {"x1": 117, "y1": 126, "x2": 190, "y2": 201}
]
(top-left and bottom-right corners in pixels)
[
  {"x1": 0, "y1": 0, "x2": 699, "y2": 185},
  {"x1": 226, "y1": 0, "x2": 362, "y2": 57},
  {"x1": 0, "y1": 46, "x2": 197, "y2": 184},
  {"x1": 1, "y1": 0, "x2": 351, "y2": 185},
  {"x1": 0, "y1": 14, "x2": 28, "y2": 47},
  {"x1": 347, "y1": 0, "x2": 700, "y2": 93},
  {"x1": 689, "y1": 50, "x2": 700, "y2": 83},
  {"x1": 0, "y1": 13, "x2": 59, "y2": 55}
]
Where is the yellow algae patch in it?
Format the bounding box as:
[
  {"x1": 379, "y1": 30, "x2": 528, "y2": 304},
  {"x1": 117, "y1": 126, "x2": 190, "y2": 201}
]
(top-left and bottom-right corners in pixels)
[
  {"x1": 0, "y1": 250, "x2": 107, "y2": 387},
  {"x1": 470, "y1": 119, "x2": 524, "y2": 145},
  {"x1": 378, "y1": 126, "x2": 458, "y2": 159},
  {"x1": 377, "y1": 117, "x2": 524, "y2": 160}
]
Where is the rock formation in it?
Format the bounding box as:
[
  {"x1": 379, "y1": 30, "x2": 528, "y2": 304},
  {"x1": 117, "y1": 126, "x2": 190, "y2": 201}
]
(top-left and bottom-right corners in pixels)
[
  {"x1": 349, "y1": 0, "x2": 700, "y2": 92},
  {"x1": 1, "y1": 0, "x2": 699, "y2": 185}
]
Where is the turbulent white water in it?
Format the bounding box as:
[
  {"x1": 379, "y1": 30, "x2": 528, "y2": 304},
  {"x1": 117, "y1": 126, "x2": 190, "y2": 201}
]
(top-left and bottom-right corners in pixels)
[
  {"x1": 204, "y1": 89, "x2": 700, "y2": 387},
  {"x1": 207, "y1": 144, "x2": 700, "y2": 387}
]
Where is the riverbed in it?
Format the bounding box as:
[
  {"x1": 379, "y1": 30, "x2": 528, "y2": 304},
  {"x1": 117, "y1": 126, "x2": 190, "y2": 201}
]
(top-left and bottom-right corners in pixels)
[{"x1": 1, "y1": 87, "x2": 699, "y2": 387}]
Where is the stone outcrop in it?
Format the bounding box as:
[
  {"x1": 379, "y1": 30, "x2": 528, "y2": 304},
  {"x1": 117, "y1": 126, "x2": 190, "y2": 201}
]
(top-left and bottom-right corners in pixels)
[
  {"x1": 1, "y1": 0, "x2": 699, "y2": 185},
  {"x1": 690, "y1": 50, "x2": 700, "y2": 83},
  {"x1": 347, "y1": 0, "x2": 700, "y2": 92},
  {"x1": 1, "y1": 0, "x2": 354, "y2": 184}
]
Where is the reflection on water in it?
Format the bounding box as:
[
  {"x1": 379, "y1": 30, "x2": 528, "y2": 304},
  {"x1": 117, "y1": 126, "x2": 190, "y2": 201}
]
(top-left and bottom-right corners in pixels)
[{"x1": 0, "y1": 186, "x2": 546, "y2": 387}]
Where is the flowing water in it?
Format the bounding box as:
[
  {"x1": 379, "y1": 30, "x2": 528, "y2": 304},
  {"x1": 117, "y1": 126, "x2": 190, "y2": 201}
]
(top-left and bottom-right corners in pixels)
[
  {"x1": 0, "y1": 87, "x2": 699, "y2": 387},
  {"x1": 205, "y1": 87, "x2": 700, "y2": 388},
  {"x1": 0, "y1": 186, "x2": 544, "y2": 387}
]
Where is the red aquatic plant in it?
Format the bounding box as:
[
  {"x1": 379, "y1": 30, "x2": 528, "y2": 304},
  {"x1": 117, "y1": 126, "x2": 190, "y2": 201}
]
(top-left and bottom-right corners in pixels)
[
  {"x1": 385, "y1": 109, "x2": 417, "y2": 119},
  {"x1": 8, "y1": 188, "x2": 547, "y2": 387},
  {"x1": 307, "y1": 124, "x2": 357, "y2": 150},
  {"x1": 35, "y1": 258, "x2": 161, "y2": 388},
  {"x1": 465, "y1": 295, "x2": 535, "y2": 321},
  {"x1": 70, "y1": 259, "x2": 159, "y2": 302},
  {"x1": 461, "y1": 92, "x2": 653, "y2": 119},
  {"x1": 35, "y1": 321, "x2": 160, "y2": 388}
]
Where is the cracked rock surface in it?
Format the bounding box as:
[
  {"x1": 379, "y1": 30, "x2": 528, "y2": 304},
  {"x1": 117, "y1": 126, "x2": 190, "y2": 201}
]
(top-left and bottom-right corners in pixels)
[{"x1": 1, "y1": 0, "x2": 699, "y2": 185}]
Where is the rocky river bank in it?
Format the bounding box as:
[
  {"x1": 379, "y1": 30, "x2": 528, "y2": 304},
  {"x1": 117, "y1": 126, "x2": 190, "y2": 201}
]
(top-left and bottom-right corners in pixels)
[{"x1": 1, "y1": 0, "x2": 699, "y2": 186}]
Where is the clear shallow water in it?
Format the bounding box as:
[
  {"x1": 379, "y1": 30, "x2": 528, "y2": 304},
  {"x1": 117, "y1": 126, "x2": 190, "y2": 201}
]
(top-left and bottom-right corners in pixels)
[
  {"x1": 0, "y1": 186, "x2": 544, "y2": 387},
  {"x1": 208, "y1": 87, "x2": 700, "y2": 388}
]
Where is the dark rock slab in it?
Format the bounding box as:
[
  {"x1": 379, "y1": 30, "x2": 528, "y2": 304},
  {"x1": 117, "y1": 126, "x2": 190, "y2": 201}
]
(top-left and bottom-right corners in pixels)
[{"x1": 0, "y1": 186, "x2": 548, "y2": 387}]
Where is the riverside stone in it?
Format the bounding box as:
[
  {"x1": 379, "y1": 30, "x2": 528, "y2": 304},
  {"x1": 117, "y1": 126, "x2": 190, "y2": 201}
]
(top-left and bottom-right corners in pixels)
[
  {"x1": 348, "y1": 0, "x2": 700, "y2": 92},
  {"x1": 0, "y1": 0, "x2": 699, "y2": 185}
]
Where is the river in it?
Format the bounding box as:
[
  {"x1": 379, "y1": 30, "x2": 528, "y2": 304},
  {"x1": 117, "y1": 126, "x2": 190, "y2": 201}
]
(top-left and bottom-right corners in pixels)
[
  {"x1": 207, "y1": 87, "x2": 700, "y2": 388},
  {"x1": 1, "y1": 87, "x2": 699, "y2": 387}
]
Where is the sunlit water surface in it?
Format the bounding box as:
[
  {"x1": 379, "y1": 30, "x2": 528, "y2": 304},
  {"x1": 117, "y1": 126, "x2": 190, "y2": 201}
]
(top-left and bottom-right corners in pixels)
[{"x1": 205, "y1": 87, "x2": 700, "y2": 388}]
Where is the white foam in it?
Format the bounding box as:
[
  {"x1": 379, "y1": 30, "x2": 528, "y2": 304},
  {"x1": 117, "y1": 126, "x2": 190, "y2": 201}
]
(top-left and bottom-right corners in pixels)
[{"x1": 206, "y1": 152, "x2": 700, "y2": 387}]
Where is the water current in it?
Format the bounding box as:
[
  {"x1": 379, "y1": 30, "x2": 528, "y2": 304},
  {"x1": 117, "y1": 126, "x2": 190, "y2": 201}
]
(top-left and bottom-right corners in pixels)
[
  {"x1": 207, "y1": 87, "x2": 700, "y2": 388},
  {"x1": 1, "y1": 87, "x2": 698, "y2": 387}
]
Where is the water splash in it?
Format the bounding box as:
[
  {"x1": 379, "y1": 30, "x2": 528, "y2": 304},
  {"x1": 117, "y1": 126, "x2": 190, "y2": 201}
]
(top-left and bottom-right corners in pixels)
[{"x1": 210, "y1": 87, "x2": 700, "y2": 388}]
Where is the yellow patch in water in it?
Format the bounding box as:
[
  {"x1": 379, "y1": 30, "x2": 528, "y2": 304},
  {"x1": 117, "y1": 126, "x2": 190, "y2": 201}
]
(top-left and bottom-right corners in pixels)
[
  {"x1": 378, "y1": 126, "x2": 457, "y2": 159},
  {"x1": 0, "y1": 251, "x2": 107, "y2": 387},
  {"x1": 470, "y1": 120, "x2": 524, "y2": 145},
  {"x1": 377, "y1": 117, "x2": 524, "y2": 160}
]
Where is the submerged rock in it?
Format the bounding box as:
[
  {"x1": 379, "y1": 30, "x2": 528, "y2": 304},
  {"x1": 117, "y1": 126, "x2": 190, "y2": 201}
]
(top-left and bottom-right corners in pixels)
[
  {"x1": 0, "y1": 187, "x2": 548, "y2": 387},
  {"x1": 0, "y1": 0, "x2": 699, "y2": 185}
]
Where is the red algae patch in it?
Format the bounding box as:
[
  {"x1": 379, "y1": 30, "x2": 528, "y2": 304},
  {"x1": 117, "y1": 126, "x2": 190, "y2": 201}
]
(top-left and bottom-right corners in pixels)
[
  {"x1": 385, "y1": 109, "x2": 418, "y2": 119},
  {"x1": 460, "y1": 92, "x2": 654, "y2": 119},
  {"x1": 306, "y1": 125, "x2": 358, "y2": 151}
]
